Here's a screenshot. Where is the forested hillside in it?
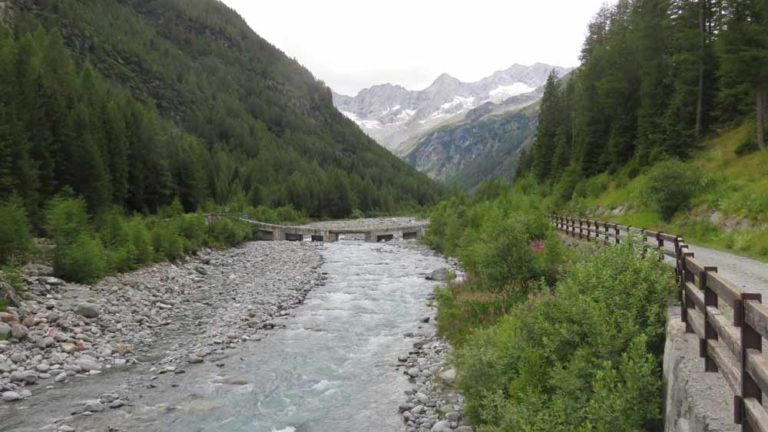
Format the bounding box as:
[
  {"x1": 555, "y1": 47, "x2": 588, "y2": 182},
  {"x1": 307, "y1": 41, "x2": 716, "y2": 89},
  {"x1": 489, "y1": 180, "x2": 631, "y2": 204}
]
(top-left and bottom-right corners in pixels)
[
  {"x1": 521, "y1": 0, "x2": 766, "y2": 181},
  {"x1": 518, "y1": 0, "x2": 767, "y2": 258},
  {"x1": 1, "y1": 0, "x2": 440, "y2": 223},
  {"x1": 405, "y1": 105, "x2": 538, "y2": 191}
]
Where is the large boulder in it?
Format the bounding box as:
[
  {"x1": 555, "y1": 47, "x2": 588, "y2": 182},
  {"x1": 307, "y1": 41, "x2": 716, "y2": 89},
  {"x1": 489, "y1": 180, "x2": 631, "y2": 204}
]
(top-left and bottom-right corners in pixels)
[{"x1": 426, "y1": 268, "x2": 453, "y2": 282}]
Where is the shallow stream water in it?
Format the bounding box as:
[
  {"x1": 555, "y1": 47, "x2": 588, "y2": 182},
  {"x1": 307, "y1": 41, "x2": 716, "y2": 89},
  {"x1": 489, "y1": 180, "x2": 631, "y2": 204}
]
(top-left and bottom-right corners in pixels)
[{"x1": 0, "y1": 240, "x2": 448, "y2": 432}]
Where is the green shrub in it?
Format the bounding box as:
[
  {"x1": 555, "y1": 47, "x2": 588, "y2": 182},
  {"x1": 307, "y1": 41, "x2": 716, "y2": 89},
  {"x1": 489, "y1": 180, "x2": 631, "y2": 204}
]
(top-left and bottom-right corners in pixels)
[
  {"x1": 573, "y1": 174, "x2": 609, "y2": 200},
  {"x1": 641, "y1": 160, "x2": 702, "y2": 221},
  {"x1": 455, "y1": 239, "x2": 673, "y2": 432},
  {"x1": 106, "y1": 244, "x2": 138, "y2": 273},
  {"x1": 178, "y1": 214, "x2": 206, "y2": 252},
  {"x1": 735, "y1": 134, "x2": 759, "y2": 156},
  {"x1": 2, "y1": 264, "x2": 25, "y2": 293},
  {"x1": 245, "y1": 205, "x2": 279, "y2": 223},
  {"x1": 0, "y1": 200, "x2": 34, "y2": 263},
  {"x1": 46, "y1": 197, "x2": 91, "y2": 246},
  {"x1": 152, "y1": 223, "x2": 184, "y2": 260},
  {"x1": 54, "y1": 234, "x2": 108, "y2": 283},
  {"x1": 274, "y1": 205, "x2": 307, "y2": 223},
  {"x1": 553, "y1": 166, "x2": 581, "y2": 203},
  {"x1": 459, "y1": 212, "x2": 564, "y2": 292},
  {"x1": 128, "y1": 218, "x2": 154, "y2": 264},
  {"x1": 206, "y1": 219, "x2": 252, "y2": 247}
]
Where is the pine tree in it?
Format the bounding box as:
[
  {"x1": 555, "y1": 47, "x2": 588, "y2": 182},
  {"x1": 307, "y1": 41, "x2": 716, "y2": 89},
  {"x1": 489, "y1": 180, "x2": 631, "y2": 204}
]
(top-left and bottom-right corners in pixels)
[
  {"x1": 718, "y1": 0, "x2": 768, "y2": 149},
  {"x1": 532, "y1": 71, "x2": 563, "y2": 180}
]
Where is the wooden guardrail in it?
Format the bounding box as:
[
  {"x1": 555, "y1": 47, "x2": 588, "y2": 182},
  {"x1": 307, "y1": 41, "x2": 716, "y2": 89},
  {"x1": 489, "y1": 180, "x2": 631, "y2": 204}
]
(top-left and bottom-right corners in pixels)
[{"x1": 550, "y1": 214, "x2": 767, "y2": 432}]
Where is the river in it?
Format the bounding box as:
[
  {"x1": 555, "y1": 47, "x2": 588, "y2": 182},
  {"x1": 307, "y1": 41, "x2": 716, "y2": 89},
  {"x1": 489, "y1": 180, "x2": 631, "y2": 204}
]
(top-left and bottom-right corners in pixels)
[{"x1": 0, "y1": 239, "x2": 450, "y2": 432}]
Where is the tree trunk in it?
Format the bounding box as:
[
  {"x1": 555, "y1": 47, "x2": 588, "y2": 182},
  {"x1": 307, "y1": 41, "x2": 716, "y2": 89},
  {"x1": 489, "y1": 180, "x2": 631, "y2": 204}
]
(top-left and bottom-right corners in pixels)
[
  {"x1": 758, "y1": 83, "x2": 766, "y2": 150},
  {"x1": 695, "y1": 0, "x2": 706, "y2": 140}
]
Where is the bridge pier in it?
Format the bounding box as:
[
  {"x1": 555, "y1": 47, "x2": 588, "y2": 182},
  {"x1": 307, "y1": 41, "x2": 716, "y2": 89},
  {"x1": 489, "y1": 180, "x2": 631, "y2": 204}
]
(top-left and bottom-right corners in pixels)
[
  {"x1": 284, "y1": 233, "x2": 303, "y2": 242},
  {"x1": 271, "y1": 228, "x2": 286, "y2": 241},
  {"x1": 365, "y1": 231, "x2": 397, "y2": 242}
]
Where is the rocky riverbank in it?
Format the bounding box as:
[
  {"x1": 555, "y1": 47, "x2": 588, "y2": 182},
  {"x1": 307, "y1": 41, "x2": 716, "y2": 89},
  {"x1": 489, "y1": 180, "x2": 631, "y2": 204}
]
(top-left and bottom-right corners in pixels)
[
  {"x1": 396, "y1": 253, "x2": 472, "y2": 432},
  {"x1": 0, "y1": 241, "x2": 324, "y2": 405}
]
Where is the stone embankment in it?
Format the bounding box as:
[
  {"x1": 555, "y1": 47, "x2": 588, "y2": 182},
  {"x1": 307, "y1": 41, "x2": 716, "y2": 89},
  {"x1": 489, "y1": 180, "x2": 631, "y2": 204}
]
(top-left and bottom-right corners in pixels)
[{"x1": 0, "y1": 241, "x2": 324, "y2": 405}]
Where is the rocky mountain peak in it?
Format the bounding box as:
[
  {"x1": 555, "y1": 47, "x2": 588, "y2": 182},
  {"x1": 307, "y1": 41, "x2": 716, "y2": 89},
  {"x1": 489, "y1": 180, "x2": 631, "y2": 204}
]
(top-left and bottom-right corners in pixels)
[{"x1": 333, "y1": 63, "x2": 569, "y2": 155}]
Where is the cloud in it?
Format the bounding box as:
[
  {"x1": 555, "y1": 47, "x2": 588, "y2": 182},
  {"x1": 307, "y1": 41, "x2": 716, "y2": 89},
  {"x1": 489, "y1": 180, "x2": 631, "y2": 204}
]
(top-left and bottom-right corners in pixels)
[{"x1": 222, "y1": 0, "x2": 609, "y2": 95}]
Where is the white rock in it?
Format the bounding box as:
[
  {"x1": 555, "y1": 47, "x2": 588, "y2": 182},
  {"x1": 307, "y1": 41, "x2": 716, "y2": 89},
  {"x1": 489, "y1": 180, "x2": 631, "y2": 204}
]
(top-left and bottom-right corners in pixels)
[{"x1": 1, "y1": 391, "x2": 21, "y2": 402}]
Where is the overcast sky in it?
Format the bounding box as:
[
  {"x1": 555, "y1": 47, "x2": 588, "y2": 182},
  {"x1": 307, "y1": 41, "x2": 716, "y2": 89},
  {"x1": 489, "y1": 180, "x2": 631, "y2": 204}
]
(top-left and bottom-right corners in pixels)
[{"x1": 221, "y1": 0, "x2": 609, "y2": 96}]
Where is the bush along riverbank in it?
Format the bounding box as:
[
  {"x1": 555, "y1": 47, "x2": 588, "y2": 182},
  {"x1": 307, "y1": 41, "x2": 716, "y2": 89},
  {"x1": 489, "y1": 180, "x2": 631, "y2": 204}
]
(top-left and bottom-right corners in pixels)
[
  {"x1": 426, "y1": 186, "x2": 674, "y2": 431},
  {"x1": 0, "y1": 195, "x2": 309, "y2": 310}
]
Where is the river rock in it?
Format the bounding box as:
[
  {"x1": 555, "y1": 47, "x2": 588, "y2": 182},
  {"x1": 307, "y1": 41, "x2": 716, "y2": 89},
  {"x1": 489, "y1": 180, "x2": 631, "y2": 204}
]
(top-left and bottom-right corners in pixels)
[
  {"x1": 431, "y1": 420, "x2": 452, "y2": 432},
  {"x1": 406, "y1": 367, "x2": 420, "y2": 378},
  {"x1": 188, "y1": 354, "x2": 203, "y2": 364},
  {"x1": 2, "y1": 391, "x2": 21, "y2": 402},
  {"x1": 10, "y1": 371, "x2": 37, "y2": 384},
  {"x1": 439, "y1": 368, "x2": 456, "y2": 385},
  {"x1": 426, "y1": 268, "x2": 452, "y2": 282},
  {"x1": 76, "y1": 356, "x2": 102, "y2": 371},
  {"x1": 37, "y1": 336, "x2": 55, "y2": 348},
  {"x1": 83, "y1": 400, "x2": 104, "y2": 412},
  {"x1": 44, "y1": 277, "x2": 64, "y2": 286},
  {"x1": 455, "y1": 427, "x2": 473, "y2": 432},
  {"x1": 54, "y1": 372, "x2": 67, "y2": 382},
  {"x1": 415, "y1": 392, "x2": 429, "y2": 404},
  {"x1": 74, "y1": 303, "x2": 99, "y2": 318},
  {"x1": 60, "y1": 342, "x2": 76, "y2": 353},
  {"x1": 0, "y1": 311, "x2": 18, "y2": 323},
  {"x1": 10, "y1": 323, "x2": 28, "y2": 340},
  {"x1": 0, "y1": 323, "x2": 9, "y2": 340}
]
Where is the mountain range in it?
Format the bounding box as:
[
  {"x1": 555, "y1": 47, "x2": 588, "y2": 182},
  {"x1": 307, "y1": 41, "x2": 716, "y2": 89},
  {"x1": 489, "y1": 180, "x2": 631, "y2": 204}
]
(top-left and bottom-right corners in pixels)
[{"x1": 333, "y1": 63, "x2": 568, "y2": 156}]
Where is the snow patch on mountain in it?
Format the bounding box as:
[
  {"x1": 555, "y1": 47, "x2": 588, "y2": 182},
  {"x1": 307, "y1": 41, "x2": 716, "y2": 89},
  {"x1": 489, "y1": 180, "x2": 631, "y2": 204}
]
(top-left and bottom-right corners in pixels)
[
  {"x1": 489, "y1": 83, "x2": 535, "y2": 101},
  {"x1": 332, "y1": 63, "x2": 570, "y2": 155}
]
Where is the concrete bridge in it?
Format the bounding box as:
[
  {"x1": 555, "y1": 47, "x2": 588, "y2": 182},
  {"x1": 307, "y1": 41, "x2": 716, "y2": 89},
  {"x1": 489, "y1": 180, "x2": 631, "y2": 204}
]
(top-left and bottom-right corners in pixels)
[{"x1": 208, "y1": 215, "x2": 429, "y2": 243}]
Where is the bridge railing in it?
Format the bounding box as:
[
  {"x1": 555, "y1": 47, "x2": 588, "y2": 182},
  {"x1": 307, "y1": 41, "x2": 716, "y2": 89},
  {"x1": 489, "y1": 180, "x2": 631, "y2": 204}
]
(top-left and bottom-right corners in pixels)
[{"x1": 550, "y1": 214, "x2": 768, "y2": 432}]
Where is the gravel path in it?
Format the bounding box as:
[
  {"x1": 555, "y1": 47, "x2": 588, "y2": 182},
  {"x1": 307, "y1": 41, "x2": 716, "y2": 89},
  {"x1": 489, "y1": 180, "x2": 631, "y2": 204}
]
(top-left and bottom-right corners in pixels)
[
  {"x1": 0, "y1": 241, "x2": 324, "y2": 407},
  {"x1": 682, "y1": 244, "x2": 768, "y2": 296}
]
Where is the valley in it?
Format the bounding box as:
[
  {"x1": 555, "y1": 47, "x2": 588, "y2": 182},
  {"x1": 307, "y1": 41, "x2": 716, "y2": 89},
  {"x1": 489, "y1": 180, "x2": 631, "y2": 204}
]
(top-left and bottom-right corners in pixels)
[
  {"x1": 0, "y1": 222, "x2": 463, "y2": 432},
  {"x1": 0, "y1": 0, "x2": 766, "y2": 431}
]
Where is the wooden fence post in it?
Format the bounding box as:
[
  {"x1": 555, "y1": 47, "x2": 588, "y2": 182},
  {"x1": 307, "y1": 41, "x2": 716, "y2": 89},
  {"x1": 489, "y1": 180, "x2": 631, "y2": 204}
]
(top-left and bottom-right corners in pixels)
[
  {"x1": 701, "y1": 266, "x2": 719, "y2": 372},
  {"x1": 615, "y1": 224, "x2": 621, "y2": 245},
  {"x1": 737, "y1": 293, "x2": 763, "y2": 429},
  {"x1": 657, "y1": 232, "x2": 665, "y2": 261},
  {"x1": 681, "y1": 249, "x2": 694, "y2": 333}
]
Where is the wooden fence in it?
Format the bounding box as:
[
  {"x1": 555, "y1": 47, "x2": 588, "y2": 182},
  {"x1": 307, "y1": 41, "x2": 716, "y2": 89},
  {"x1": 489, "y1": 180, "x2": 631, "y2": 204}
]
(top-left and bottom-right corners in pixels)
[{"x1": 550, "y1": 215, "x2": 768, "y2": 432}]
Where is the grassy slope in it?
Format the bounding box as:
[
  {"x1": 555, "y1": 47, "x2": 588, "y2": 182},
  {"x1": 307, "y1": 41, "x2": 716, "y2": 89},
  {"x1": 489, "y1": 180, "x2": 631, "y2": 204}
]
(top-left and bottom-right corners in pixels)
[{"x1": 568, "y1": 120, "x2": 768, "y2": 261}]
